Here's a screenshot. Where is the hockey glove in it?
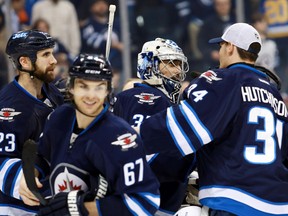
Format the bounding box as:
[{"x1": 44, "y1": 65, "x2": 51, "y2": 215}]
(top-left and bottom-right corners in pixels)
[
  {"x1": 90, "y1": 174, "x2": 108, "y2": 199},
  {"x1": 37, "y1": 190, "x2": 92, "y2": 216},
  {"x1": 37, "y1": 175, "x2": 108, "y2": 216}
]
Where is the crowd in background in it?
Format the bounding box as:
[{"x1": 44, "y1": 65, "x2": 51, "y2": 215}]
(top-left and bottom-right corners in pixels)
[{"x1": 0, "y1": 0, "x2": 288, "y2": 96}]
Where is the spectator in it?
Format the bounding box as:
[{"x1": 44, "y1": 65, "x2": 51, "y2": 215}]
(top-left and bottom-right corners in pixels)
[
  {"x1": 24, "y1": 0, "x2": 38, "y2": 25},
  {"x1": 68, "y1": 0, "x2": 94, "y2": 27},
  {"x1": 0, "y1": 6, "x2": 8, "y2": 89},
  {"x1": 259, "y1": 0, "x2": 288, "y2": 93},
  {"x1": 80, "y1": 0, "x2": 123, "y2": 91},
  {"x1": 252, "y1": 13, "x2": 279, "y2": 72},
  {"x1": 31, "y1": 0, "x2": 81, "y2": 58},
  {"x1": 1, "y1": 0, "x2": 27, "y2": 33},
  {"x1": 197, "y1": 0, "x2": 235, "y2": 70}
]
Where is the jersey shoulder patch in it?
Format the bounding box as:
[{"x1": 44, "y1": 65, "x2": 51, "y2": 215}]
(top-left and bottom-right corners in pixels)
[{"x1": 111, "y1": 133, "x2": 138, "y2": 150}]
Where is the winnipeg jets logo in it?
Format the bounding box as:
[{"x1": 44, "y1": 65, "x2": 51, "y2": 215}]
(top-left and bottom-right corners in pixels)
[
  {"x1": 54, "y1": 167, "x2": 87, "y2": 194},
  {"x1": 135, "y1": 93, "x2": 160, "y2": 105},
  {"x1": 112, "y1": 133, "x2": 138, "y2": 150},
  {"x1": 200, "y1": 70, "x2": 222, "y2": 83},
  {"x1": 0, "y1": 108, "x2": 21, "y2": 121},
  {"x1": 12, "y1": 32, "x2": 28, "y2": 39}
]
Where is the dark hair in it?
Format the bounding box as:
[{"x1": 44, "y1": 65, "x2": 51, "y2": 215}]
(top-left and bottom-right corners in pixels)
[
  {"x1": 31, "y1": 18, "x2": 50, "y2": 32},
  {"x1": 236, "y1": 42, "x2": 260, "y2": 62},
  {"x1": 251, "y1": 13, "x2": 266, "y2": 24}
]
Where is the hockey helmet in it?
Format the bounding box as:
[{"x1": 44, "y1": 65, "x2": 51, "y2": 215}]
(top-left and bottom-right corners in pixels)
[
  {"x1": 137, "y1": 38, "x2": 189, "y2": 103},
  {"x1": 69, "y1": 53, "x2": 113, "y2": 90},
  {"x1": 5, "y1": 30, "x2": 55, "y2": 70}
]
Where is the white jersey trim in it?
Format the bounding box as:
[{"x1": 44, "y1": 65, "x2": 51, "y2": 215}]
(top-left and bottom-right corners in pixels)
[
  {"x1": 11, "y1": 168, "x2": 23, "y2": 199},
  {"x1": 0, "y1": 206, "x2": 36, "y2": 216},
  {"x1": 180, "y1": 101, "x2": 212, "y2": 145},
  {"x1": 123, "y1": 193, "x2": 150, "y2": 215},
  {"x1": 199, "y1": 186, "x2": 288, "y2": 214},
  {"x1": 0, "y1": 158, "x2": 20, "y2": 192},
  {"x1": 167, "y1": 107, "x2": 194, "y2": 156},
  {"x1": 140, "y1": 192, "x2": 160, "y2": 208}
]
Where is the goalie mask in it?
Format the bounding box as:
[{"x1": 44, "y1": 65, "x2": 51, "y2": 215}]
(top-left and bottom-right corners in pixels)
[{"x1": 137, "y1": 38, "x2": 189, "y2": 104}]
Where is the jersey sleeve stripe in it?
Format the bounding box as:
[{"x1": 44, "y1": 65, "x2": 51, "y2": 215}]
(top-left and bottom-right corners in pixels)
[
  {"x1": 123, "y1": 193, "x2": 153, "y2": 216},
  {"x1": 0, "y1": 158, "x2": 20, "y2": 192},
  {"x1": 276, "y1": 119, "x2": 284, "y2": 149},
  {"x1": 146, "y1": 153, "x2": 158, "y2": 164},
  {"x1": 11, "y1": 166, "x2": 22, "y2": 199},
  {"x1": 167, "y1": 107, "x2": 194, "y2": 156},
  {"x1": 199, "y1": 186, "x2": 288, "y2": 214},
  {"x1": 180, "y1": 101, "x2": 213, "y2": 145},
  {"x1": 138, "y1": 192, "x2": 160, "y2": 209}
]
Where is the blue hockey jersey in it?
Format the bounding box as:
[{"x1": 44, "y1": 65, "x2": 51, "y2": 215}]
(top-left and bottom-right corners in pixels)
[
  {"x1": 0, "y1": 77, "x2": 63, "y2": 215},
  {"x1": 113, "y1": 83, "x2": 172, "y2": 127},
  {"x1": 114, "y1": 83, "x2": 196, "y2": 215},
  {"x1": 140, "y1": 63, "x2": 288, "y2": 216},
  {"x1": 37, "y1": 103, "x2": 160, "y2": 216}
]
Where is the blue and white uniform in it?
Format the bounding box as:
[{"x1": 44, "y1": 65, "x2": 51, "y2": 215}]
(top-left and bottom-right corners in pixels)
[
  {"x1": 114, "y1": 83, "x2": 196, "y2": 215},
  {"x1": 38, "y1": 103, "x2": 160, "y2": 216},
  {"x1": 140, "y1": 63, "x2": 288, "y2": 216},
  {"x1": 0, "y1": 76, "x2": 63, "y2": 215}
]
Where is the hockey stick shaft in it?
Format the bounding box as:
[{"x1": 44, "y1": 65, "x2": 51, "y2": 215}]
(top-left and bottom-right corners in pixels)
[
  {"x1": 22, "y1": 139, "x2": 47, "y2": 205},
  {"x1": 105, "y1": 5, "x2": 116, "y2": 59}
]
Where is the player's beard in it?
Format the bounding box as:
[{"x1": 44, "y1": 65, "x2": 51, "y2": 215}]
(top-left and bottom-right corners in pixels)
[{"x1": 34, "y1": 65, "x2": 56, "y2": 83}]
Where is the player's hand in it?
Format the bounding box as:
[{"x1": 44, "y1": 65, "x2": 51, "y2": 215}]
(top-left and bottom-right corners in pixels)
[
  {"x1": 19, "y1": 173, "x2": 42, "y2": 206},
  {"x1": 37, "y1": 190, "x2": 90, "y2": 216}
]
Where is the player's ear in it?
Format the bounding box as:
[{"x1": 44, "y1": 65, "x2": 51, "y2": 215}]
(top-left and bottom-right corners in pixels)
[
  {"x1": 69, "y1": 88, "x2": 74, "y2": 95},
  {"x1": 227, "y1": 42, "x2": 235, "y2": 54},
  {"x1": 19, "y1": 56, "x2": 32, "y2": 69}
]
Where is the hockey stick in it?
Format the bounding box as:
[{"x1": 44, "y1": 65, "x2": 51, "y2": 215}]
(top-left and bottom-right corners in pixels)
[
  {"x1": 22, "y1": 139, "x2": 47, "y2": 205},
  {"x1": 105, "y1": 4, "x2": 116, "y2": 59}
]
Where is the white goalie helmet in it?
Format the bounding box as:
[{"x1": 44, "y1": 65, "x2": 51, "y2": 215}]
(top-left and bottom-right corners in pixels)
[{"x1": 137, "y1": 38, "x2": 189, "y2": 104}]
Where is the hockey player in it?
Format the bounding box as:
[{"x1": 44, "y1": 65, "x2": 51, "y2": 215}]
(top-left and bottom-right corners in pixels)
[
  {"x1": 19, "y1": 53, "x2": 160, "y2": 215},
  {"x1": 113, "y1": 38, "x2": 196, "y2": 215},
  {"x1": 140, "y1": 23, "x2": 288, "y2": 216},
  {"x1": 0, "y1": 30, "x2": 63, "y2": 215}
]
